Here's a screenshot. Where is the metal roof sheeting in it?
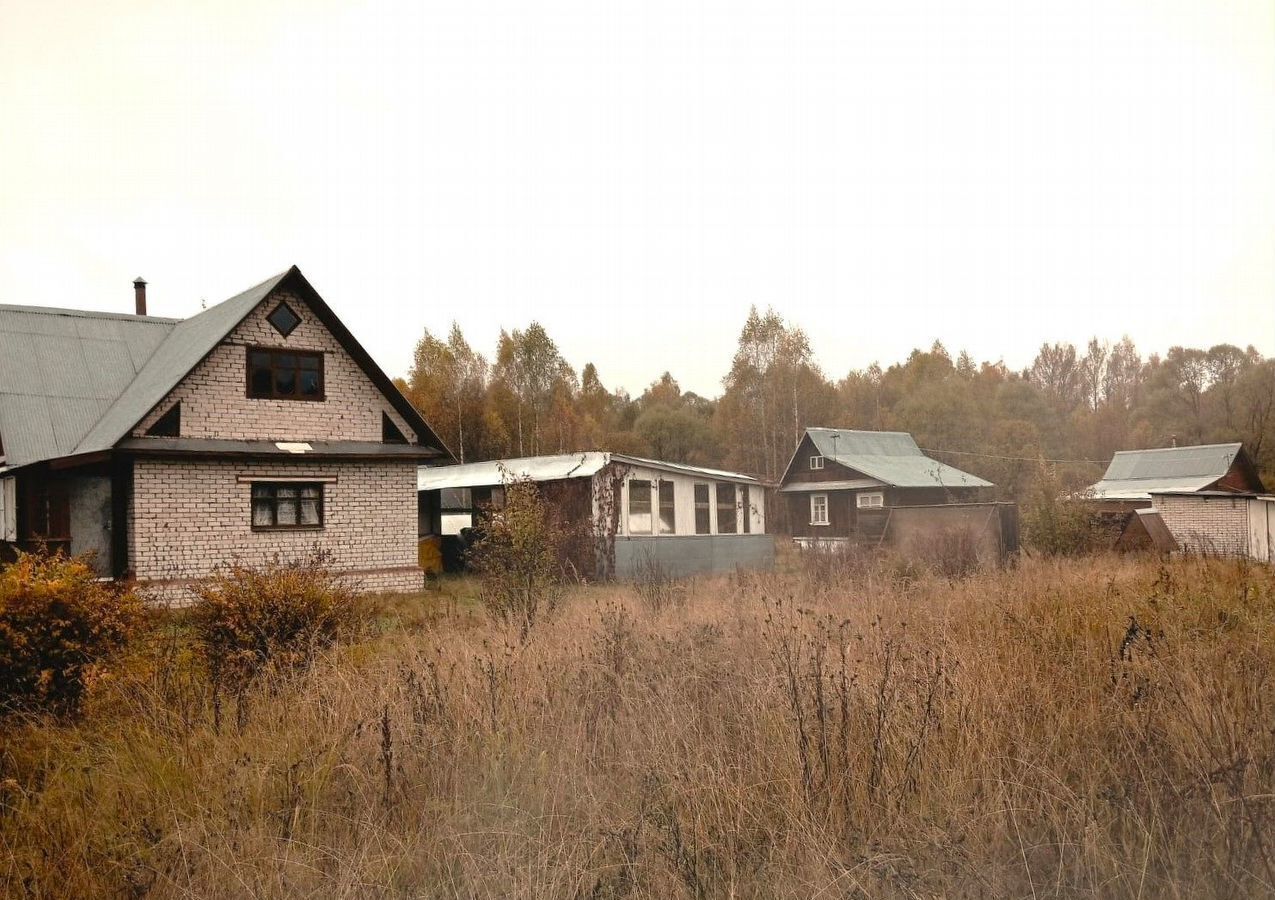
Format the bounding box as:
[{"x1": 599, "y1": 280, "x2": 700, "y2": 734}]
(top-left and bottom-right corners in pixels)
[
  {"x1": 418, "y1": 453, "x2": 609, "y2": 491},
  {"x1": 801, "y1": 428, "x2": 994, "y2": 489},
  {"x1": 1088, "y1": 443, "x2": 1241, "y2": 500},
  {"x1": 417, "y1": 452, "x2": 761, "y2": 492},
  {"x1": 779, "y1": 479, "x2": 884, "y2": 493},
  {"x1": 0, "y1": 306, "x2": 177, "y2": 466},
  {"x1": 1, "y1": 266, "x2": 450, "y2": 468},
  {"x1": 72, "y1": 271, "x2": 291, "y2": 458}
]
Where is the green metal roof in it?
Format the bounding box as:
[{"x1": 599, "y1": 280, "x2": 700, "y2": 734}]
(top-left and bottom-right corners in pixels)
[
  {"x1": 800, "y1": 428, "x2": 993, "y2": 489},
  {"x1": 1089, "y1": 443, "x2": 1244, "y2": 500}
]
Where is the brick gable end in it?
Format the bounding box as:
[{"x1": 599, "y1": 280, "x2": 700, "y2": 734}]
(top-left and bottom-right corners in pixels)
[{"x1": 133, "y1": 291, "x2": 417, "y2": 444}]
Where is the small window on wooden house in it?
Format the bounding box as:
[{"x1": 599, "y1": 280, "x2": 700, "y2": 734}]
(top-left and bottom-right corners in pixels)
[
  {"x1": 145, "y1": 403, "x2": 181, "y2": 437},
  {"x1": 857, "y1": 492, "x2": 884, "y2": 509},
  {"x1": 382, "y1": 412, "x2": 408, "y2": 444},
  {"x1": 810, "y1": 493, "x2": 829, "y2": 525},
  {"x1": 267, "y1": 301, "x2": 302, "y2": 337},
  {"x1": 693, "y1": 483, "x2": 711, "y2": 534},
  {"x1": 247, "y1": 348, "x2": 324, "y2": 400},
  {"x1": 740, "y1": 485, "x2": 751, "y2": 534},
  {"x1": 716, "y1": 483, "x2": 737, "y2": 534},
  {"x1": 658, "y1": 480, "x2": 675, "y2": 535},
  {"x1": 628, "y1": 480, "x2": 652, "y2": 535},
  {"x1": 810, "y1": 455, "x2": 824, "y2": 470},
  {"x1": 251, "y1": 483, "x2": 324, "y2": 530}
]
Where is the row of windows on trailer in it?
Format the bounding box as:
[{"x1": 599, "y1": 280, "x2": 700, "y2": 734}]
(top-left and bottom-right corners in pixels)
[
  {"x1": 440, "y1": 476, "x2": 760, "y2": 537},
  {"x1": 621, "y1": 476, "x2": 760, "y2": 537}
]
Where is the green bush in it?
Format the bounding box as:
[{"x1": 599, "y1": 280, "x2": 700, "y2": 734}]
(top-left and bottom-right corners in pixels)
[
  {"x1": 467, "y1": 476, "x2": 564, "y2": 639},
  {"x1": 1021, "y1": 462, "x2": 1109, "y2": 555},
  {"x1": 190, "y1": 554, "x2": 362, "y2": 695},
  {"x1": 0, "y1": 551, "x2": 144, "y2": 717}
]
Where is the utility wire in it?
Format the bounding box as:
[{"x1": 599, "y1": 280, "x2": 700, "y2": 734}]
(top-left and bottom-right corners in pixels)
[{"x1": 918, "y1": 447, "x2": 1105, "y2": 466}]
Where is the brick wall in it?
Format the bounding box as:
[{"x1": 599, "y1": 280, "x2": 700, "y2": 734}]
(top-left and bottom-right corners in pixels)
[
  {"x1": 133, "y1": 291, "x2": 418, "y2": 444},
  {"x1": 1152, "y1": 494, "x2": 1250, "y2": 557},
  {"x1": 129, "y1": 458, "x2": 422, "y2": 598}
]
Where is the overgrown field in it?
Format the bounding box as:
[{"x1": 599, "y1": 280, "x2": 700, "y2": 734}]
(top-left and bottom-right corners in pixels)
[{"x1": 4, "y1": 554, "x2": 1275, "y2": 898}]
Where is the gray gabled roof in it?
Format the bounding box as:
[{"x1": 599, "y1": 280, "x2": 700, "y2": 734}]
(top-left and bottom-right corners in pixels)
[
  {"x1": 1088, "y1": 443, "x2": 1244, "y2": 500},
  {"x1": 0, "y1": 305, "x2": 178, "y2": 466},
  {"x1": 795, "y1": 428, "x2": 993, "y2": 489},
  {"x1": 0, "y1": 266, "x2": 450, "y2": 469},
  {"x1": 73, "y1": 270, "x2": 290, "y2": 457}
]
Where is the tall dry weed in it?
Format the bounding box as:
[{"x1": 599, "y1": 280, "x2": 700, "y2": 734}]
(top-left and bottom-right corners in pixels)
[{"x1": 2, "y1": 554, "x2": 1274, "y2": 898}]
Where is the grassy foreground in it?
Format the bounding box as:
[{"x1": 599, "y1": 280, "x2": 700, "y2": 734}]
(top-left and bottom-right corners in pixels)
[{"x1": 3, "y1": 554, "x2": 1275, "y2": 898}]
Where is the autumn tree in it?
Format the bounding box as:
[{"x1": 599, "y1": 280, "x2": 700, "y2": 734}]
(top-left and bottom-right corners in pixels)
[
  {"x1": 490, "y1": 323, "x2": 577, "y2": 456},
  {"x1": 406, "y1": 322, "x2": 488, "y2": 462}
]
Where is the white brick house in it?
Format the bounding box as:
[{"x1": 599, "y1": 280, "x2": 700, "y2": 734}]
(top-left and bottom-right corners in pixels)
[
  {"x1": 0, "y1": 267, "x2": 451, "y2": 596},
  {"x1": 1151, "y1": 491, "x2": 1275, "y2": 562}
]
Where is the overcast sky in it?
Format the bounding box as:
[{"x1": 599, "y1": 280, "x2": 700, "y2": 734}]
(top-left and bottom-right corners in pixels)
[{"x1": 1, "y1": 0, "x2": 1271, "y2": 397}]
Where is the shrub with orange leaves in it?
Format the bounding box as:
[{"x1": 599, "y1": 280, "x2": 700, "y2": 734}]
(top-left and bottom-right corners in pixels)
[
  {"x1": 190, "y1": 553, "x2": 362, "y2": 695},
  {"x1": 0, "y1": 551, "x2": 145, "y2": 717}
]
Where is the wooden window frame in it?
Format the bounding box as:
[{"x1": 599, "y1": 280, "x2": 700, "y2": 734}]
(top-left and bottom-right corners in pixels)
[
  {"x1": 245, "y1": 346, "x2": 326, "y2": 401},
  {"x1": 716, "y1": 483, "x2": 737, "y2": 534},
  {"x1": 740, "y1": 484, "x2": 751, "y2": 534},
  {"x1": 810, "y1": 493, "x2": 829, "y2": 526},
  {"x1": 810, "y1": 455, "x2": 824, "y2": 470},
  {"x1": 628, "y1": 479, "x2": 653, "y2": 535},
  {"x1": 657, "y1": 479, "x2": 676, "y2": 535},
  {"x1": 693, "y1": 483, "x2": 711, "y2": 535},
  {"x1": 856, "y1": 491, "x2": 884, "y2": 510},
  {"x1": 251, "y1": 482, "x2": 325, "y2": 531}
]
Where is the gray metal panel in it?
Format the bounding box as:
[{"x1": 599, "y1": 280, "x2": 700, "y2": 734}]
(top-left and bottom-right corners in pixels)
[
  {"x1": 417, "y1": 453, "x2": 608, "y2": 490},
  {"x1": 805, "y1": 428, "x2": 994, "y2": 489},
  {"x1": 779, "y1": 478, "x2": 883, "y2": 492},
  {"x1": 1101, "y1": 444, "x2": 1240, "y2": 481},
  {"x1": 1091, "y1": 475, "x2": 1220, "y2": 500},
  {"x1": 0, "y1": 304, "x2": 178, "y2": 466},
  {"x1": 417, "y1": 452, "x2": 759, "y2": 492},
  {"x1": 0, "y1": 395, "x2": 60, "y2": 462},
  {"x1": 613, "y1": 534, "x2": 775, "y2": 579}
]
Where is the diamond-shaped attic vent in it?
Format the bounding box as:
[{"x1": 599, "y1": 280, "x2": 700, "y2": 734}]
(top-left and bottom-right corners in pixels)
[{"x1": 268, "y1": 301, "x2": 301, "y2": 337}]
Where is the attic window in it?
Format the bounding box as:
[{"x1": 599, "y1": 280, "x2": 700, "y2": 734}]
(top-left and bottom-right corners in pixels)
[
  {"x1": 247, "y1": 348, "x2": 324, "y2": 400},
  {"x1": 382, "y1": 412, "x2": 408, "y2": 444},
  {"x1": 810, "y1": 455, "x2": 824, "y2": 470},
  {"x1": 267, "y1": 301, "x2": 301, "y2": 337},
  {"x1": 145, "y1": 403, "x2": 180, "y2": 438}
]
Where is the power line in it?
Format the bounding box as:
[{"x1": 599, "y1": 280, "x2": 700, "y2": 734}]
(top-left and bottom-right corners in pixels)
[{"x1": 918, "y1": 447, "x2": 1105, "y2": 466}]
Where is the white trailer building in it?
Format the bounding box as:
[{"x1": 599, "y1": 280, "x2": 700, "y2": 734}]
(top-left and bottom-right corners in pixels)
[{"x1": 417, "y1": 452, "x2": 772, "y2": 579}]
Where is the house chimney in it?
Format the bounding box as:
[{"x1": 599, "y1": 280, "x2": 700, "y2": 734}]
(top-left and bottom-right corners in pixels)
[
  {"x1": 1170, "y1": 433, "x2": 1178, "y2": 448},
  {"x1": 133, "y1": 277, "x2": 147, "y2": 316}
]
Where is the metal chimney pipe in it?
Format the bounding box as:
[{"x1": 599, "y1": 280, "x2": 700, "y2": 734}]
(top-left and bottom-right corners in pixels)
[{"x1": 133, "y1": 277, "x2": 147, "y2": 316}]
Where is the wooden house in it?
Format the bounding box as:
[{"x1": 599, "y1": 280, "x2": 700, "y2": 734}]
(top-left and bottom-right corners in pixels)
[
  {"x1": 1087, "y1": 443, "x2": 1265, "y2": 509},
  {"x1": 778, "y1": 428, "x2": 1013, "y2": 557}
]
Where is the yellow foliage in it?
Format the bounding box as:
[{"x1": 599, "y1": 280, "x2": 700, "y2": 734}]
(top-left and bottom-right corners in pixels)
[{"x1": 0, "y1": 550, "x2": 144, "y2": 716}]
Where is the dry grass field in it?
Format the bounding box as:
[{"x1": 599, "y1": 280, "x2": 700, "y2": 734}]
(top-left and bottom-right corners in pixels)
[{"x1": 3, "y1": 551, "x2": 1275, "y2": 898}]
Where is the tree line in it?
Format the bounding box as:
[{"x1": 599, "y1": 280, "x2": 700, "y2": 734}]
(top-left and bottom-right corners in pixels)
[{"x1": 398, "y1": 310, "x2": 1275, "y2": 496}]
